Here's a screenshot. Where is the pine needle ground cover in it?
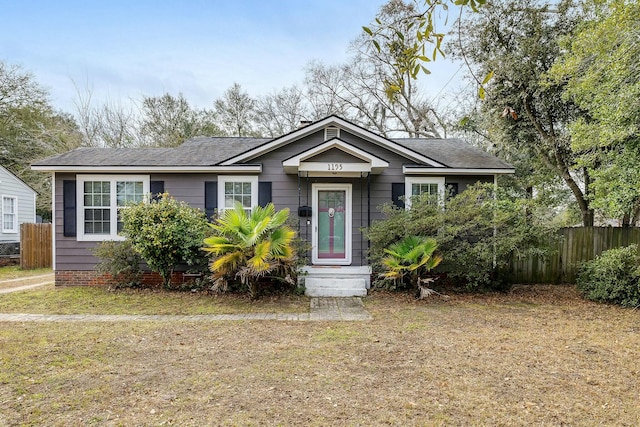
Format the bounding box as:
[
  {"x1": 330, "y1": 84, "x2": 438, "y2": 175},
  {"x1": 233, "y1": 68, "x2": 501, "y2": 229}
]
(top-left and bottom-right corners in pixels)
[{"x1": 1, "y1": 285, "x2": 638, "y2": 426}]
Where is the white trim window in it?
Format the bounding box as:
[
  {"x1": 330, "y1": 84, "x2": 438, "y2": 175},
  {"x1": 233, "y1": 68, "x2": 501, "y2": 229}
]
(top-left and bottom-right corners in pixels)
[
  {"x1": 218, "y1": 176, "x2": 259, "y2": 213},
  {"x1": 405, "y1": 176, "x2": 445, "y2": 209},
  {"x1": 77, "y1": 175, "x2": 149, "y2": 241},
  {"x1": 2, "y1": 196, "x2": 18, "y2": 233}
]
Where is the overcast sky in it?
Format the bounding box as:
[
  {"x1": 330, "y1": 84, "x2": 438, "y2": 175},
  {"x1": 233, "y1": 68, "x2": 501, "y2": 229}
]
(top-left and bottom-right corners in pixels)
[{"x1": 0, "y1": 0, "x2": 465, "y2": 114}]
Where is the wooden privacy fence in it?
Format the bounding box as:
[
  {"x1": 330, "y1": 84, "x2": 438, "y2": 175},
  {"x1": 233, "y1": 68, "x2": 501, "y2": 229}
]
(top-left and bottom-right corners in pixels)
[
  {"x1": 20, "y1": 223, "x2": 52, "y2": 269},
  {"x1": 509, "y1": 227, "x2": 640, "y2": 284}
]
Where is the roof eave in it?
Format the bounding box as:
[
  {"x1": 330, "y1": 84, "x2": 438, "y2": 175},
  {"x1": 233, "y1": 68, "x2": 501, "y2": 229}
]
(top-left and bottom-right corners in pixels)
[
  {"x1": 30, "y1": 165, "x2": 263, "y2": 173},
  {"x1": 403, "y1": 166, "x2": 515, "y2": 175}
]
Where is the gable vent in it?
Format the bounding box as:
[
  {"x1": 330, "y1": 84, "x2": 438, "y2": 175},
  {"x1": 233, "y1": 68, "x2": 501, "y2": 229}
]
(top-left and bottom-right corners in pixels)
[{"x1": 324, "y1": 126, "x2": 340, "y2": 141}]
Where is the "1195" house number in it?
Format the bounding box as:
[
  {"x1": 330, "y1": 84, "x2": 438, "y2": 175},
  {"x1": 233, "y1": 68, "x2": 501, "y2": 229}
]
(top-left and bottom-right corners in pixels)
[{"x1": 327, "y1": 163, "x2": 343, "y2": 171}]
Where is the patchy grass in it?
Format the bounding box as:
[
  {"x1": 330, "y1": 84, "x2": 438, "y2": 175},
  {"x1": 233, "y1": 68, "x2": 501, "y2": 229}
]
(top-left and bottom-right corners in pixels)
[
  {"x1": 0, "y1": 265, "x2": 51, "y2": 281},
  {"x1": 0, "y1": 285, "x2": 639, "y2": 426},
  {"x1": 0, "y1": 285, "x2": 309, "y2": 315},
  {"x1": 0, "y1": 267, "x2": 53, "y2": 290}
]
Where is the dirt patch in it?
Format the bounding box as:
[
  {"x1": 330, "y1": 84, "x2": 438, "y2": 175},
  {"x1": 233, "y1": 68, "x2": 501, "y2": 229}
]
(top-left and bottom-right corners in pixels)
[{"x1": 1, "y1": 285, "x2": 639, "y2": 425}]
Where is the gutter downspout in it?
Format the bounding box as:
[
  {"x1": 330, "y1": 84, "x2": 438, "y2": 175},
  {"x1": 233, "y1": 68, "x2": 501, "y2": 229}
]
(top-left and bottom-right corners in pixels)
[
  {"x1": 493, "y1": 174, "x2": 498, "y2": 269},
  {"x1": 367, "y1": 172, "x2": 371, "y2": 258}
]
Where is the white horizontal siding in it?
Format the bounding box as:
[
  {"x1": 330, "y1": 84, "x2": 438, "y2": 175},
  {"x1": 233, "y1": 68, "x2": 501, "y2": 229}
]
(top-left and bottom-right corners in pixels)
[{"x1": 0, "y1": 167, "x2": 36, "y2": 242}]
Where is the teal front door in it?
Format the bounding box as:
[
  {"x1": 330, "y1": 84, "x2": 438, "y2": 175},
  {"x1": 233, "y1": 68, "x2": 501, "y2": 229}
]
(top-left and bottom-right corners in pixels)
[{"x1": 312, "y1": 184, "x2": 351, "y2": 265}]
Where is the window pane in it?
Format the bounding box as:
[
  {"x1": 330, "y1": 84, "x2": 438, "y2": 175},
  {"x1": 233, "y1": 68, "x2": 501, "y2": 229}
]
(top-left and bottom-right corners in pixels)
[
  {"x1": 116, "y1": 181, "x2": 144, "y2": 206},
  {"x1": 223, "y1": 180, "x2": 253, "y2": 211},
  {"x1": 83, "y1": 181, "x2": 111, "y2": 235},
  {"x1": 84, "y1": 208, "x2": 110, "y2": 234},
  {"x1": 3, "y1": 197, "x2": 15, "y2": 231}
]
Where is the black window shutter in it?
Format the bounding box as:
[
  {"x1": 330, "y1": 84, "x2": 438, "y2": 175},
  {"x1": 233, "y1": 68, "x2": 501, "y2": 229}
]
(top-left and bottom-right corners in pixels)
[
  {"x1": 63, "y1": 180, "x2": 77, "y2": 237},
  {"x1": 391, "y1": 183, "x2": 405, "y2": 209},
  {"x1": 204, "y1": 181, "x2": 217, "y2": 221},
  {"x1": 258, "y1": 182, "x2": 272, "y2": 207},
  {"x1": 150, "y1": 181, "x2": 164, "y2": 201},
  {"x1": 447, "y1": 183, "x2": 459, "y2": 198}
]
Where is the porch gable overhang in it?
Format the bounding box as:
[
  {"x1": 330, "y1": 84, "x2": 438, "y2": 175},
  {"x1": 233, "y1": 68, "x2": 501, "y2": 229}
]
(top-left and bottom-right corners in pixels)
[{"x1": 282, "y1": 138, "x2": 389, "y2": 176}]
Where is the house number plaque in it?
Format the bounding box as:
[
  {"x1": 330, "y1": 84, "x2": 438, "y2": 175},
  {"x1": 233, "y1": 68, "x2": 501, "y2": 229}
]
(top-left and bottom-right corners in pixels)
[{"x1": 327, "y1": 163, "x2": 343, "y2": 171}]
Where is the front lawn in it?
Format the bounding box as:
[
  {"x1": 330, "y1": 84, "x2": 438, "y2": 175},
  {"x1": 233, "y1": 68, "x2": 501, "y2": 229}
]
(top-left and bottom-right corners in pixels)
[
  {"x1": 0, "y1": 285, "x2": 309, "y2": 315},
  {"x1": 0, "y1": 285, "x2": 638, "y2": 425}
]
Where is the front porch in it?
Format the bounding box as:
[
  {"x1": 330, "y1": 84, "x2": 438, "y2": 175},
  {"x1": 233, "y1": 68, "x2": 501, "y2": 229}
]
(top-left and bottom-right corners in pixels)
[{"x1": 300, "y1": 265, "x2": 371, "y2": 297}]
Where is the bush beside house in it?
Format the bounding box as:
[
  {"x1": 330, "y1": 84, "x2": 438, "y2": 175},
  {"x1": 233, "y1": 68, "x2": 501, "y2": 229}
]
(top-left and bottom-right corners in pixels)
[
  {"x1": 367, "y1": 183, "x2": 555, "y2": 291},
  {"x1": 120, "y1": 194, "x2": 210, "y2": 289},
  {"x1": 577, "y1": 244, "x2": 640, "y2": 308}
]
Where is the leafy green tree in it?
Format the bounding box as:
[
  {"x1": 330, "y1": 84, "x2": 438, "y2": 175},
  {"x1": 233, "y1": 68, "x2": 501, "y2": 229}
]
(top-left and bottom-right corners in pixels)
[
  {"x1": 381, "y1": 235, "x2": 442, "y2": 293},
  {"x1": 0, "y1": 61, "x2": 83, "y2": 218},
  {"x1": 203, "y1": 202, "x2": 296, "y2": 298},
  {"x1": 452, "y1": 1, "x2": 594, "y2": 225},
  {"x1": 362, "y1": 0, "x2": 486, "y2": 98},
  {"x1": 120, "y1": 194, "x2": 209, "y2": 288},
  {"x1": 550, "y1": 0, "x2": 640, "y2": 224}
]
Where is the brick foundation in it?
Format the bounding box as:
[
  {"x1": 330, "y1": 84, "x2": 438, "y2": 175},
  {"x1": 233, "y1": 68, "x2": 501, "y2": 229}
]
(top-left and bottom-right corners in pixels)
[{"x1": 55, "y1": 270, "x2": 200, "y2": 287}]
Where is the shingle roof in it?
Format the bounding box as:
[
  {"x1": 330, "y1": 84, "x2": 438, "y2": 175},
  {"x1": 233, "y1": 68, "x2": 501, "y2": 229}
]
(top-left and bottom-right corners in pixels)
[
  {"x1": 32, "y1": 134, "x2": 511, "y2": 170},
  {"x1": 32, "y1": 137, "x2": 270, "y2": 167},
  {"x1": 393, "y1": 138, "x2": 513, "y2": 169}
]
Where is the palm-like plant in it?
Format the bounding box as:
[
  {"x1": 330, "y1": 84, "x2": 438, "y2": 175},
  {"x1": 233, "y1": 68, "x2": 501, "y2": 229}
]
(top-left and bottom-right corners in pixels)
[
  {"x1": 202, "y1": 202, "x2": 296, "y2": 297},
  {"x1": 381, "y1": 235, "x2": 442, "y2": 292}
]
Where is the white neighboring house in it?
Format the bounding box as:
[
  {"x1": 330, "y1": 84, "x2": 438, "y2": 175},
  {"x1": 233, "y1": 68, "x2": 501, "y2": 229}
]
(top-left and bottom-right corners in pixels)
[{"x1": 0, "y1": 165, "x2": 37, "y2": 242}]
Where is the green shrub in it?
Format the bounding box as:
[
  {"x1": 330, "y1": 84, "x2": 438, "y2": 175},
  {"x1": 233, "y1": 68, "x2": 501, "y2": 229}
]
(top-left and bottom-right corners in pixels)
[
  {"x1": 93, "y1": 240, "x2": 143, "y2": 288},
  {"x1": 576, "y1": 244, "x2": 640, "y2": 308},
  {"x1": 120, "y1": 193, "x2": 209, "y2": 289},
  {"x1": 366, "y1": 183, "x2": 555, "y2": 291}
]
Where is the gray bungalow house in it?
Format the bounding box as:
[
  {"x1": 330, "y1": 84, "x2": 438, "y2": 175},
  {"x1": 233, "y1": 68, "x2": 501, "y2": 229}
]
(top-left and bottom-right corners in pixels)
[{"x1": 32, "y1": 115, "x2": 513, "y2": 296}]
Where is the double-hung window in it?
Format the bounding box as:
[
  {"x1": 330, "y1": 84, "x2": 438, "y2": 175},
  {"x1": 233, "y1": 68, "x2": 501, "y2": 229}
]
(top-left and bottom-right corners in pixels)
[
  {"x1": 2, "y1": 196, "x2": 17, "y2": 233},
  {"x1": 77, "y1": 175, "x2": 149, "y2": 241},
  {"x1": 404, "y1": 177, "x2": 445, "y2": 209},
  {"x1": 218, "y1": 176, "x2": 258, "y2": 214}
]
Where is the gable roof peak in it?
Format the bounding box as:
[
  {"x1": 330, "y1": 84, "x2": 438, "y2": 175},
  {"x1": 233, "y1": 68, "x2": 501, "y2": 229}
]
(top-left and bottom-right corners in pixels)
[{"x1": 220, "y1": 114, "x2": 444, "y2": 167}]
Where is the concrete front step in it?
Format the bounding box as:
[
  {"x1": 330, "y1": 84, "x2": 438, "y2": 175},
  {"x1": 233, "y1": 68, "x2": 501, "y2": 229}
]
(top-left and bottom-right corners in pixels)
[{"x1": 304, "y1": 277, "x2": 367, "y2": 297}]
